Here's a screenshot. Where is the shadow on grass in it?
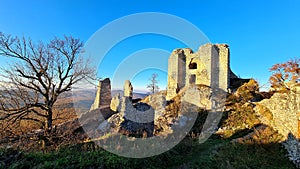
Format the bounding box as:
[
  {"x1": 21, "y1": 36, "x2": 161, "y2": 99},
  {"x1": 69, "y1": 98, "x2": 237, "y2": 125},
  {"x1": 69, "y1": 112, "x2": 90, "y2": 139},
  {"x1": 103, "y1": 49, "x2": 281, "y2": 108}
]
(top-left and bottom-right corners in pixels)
[{"x1": 0, "y1": 135, "x2": 296, "y2": 169}]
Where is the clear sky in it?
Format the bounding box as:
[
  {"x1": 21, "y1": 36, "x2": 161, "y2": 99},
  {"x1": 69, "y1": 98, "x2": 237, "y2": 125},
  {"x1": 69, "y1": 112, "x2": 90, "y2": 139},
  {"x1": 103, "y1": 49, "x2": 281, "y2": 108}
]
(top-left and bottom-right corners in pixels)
[{"x1": 0, "y1": 0, "x2": 300, "y2": 92}]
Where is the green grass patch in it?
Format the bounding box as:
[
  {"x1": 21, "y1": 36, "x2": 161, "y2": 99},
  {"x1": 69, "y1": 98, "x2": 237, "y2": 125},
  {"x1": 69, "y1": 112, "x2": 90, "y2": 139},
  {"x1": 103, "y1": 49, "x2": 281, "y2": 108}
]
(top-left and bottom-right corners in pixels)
[{"x1": 0, "y1": 136, "x2": 295, "y2": 169}]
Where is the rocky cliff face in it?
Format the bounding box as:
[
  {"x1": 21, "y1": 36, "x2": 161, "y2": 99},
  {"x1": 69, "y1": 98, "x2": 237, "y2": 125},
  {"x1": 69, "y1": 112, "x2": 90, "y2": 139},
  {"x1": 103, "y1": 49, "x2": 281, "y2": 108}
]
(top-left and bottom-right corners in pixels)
[
  {"x1": 253, "y1": 86, "x2": 300, "y2": 167},
  {"x1": 254, "y1": 87, "x2": 300, "y2": 139},
  {"x1": 283, "y1": 134, "x2": 300, "y2": 168}
]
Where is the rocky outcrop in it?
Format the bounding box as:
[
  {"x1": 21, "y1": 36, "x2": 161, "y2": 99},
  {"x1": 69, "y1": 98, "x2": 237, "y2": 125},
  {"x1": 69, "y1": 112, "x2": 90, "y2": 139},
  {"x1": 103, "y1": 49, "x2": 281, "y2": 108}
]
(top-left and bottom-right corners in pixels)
[
  {"x1": 254, "y1": 86, "x2": 300, "y2": 168},
  {"x1": 104, "y1": 83, "x2": 217, "y2": 137},
  {"x1": 254, "y1": 86, "x2": 300, "y2": 139},
  {"x1": 145, "y1": 92, "x2": 166, "y2": 123},
  {"x1": 283, "y1": 134, "x2": 300, "y2": 168},
  {"x1": 120, "y1": 97, "x2": 154, "y2": 124},
  {"x1": 180, "y1": 85, "x2": 212, "y2": 109},
  {"x1": 79, "y1": 107, "x2": 115, "y2": 135},
  {"x1": 144, "y1": 84, "x2": 222, "y2": 137}
]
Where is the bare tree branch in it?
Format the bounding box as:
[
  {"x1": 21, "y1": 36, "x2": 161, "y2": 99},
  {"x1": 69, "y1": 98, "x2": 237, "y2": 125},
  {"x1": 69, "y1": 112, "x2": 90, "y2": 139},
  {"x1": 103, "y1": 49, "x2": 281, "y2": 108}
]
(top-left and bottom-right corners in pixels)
[
  {"x1": 147, "y1": 73, "x2": 160, "y2": 94},
  {"x1": 0, "y1": 32, "x2": 95, "y2": 137}
]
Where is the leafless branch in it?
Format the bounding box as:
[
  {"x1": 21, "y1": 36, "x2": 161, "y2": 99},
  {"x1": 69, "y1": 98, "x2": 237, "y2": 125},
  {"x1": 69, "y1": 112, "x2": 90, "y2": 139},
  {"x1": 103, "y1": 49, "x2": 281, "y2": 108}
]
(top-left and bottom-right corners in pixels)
[{"x1": 0, "y1": 32, "x2": 95, "y2": 137}]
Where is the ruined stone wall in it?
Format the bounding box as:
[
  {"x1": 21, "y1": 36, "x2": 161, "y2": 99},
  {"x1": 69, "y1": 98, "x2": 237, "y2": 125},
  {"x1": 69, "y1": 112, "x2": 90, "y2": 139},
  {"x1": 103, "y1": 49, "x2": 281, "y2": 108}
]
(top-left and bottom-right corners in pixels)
[
  {"x1": 217, "y1": 44, "x2": 230, "y2": 91},
  {"x1": 185, "y1": 44, "x2": 211, "y2": 87},
  {"x1": 166, "y1": 43, "x2": 230, "y2": 100},
  {"x1": 118, "y1": 97, "x2": 154, "y2": 124},
  {"x1": 109, "y1": 80, "x2": 155, "y2": 136},
  {"x1": 167, "y1": 49, "x2": 186, "y2": 100},
  {"x1": 90, "y1": 78, "x2": 112, "y2": 110},
  {"x1": 124, "y1": 80, "x2": 133, "y2": 99}
]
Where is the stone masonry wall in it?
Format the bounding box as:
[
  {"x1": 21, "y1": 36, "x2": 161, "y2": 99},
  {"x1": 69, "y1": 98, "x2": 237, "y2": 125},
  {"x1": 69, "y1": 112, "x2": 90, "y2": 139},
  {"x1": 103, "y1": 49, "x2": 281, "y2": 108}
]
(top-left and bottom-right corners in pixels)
[
  {"x1": 108, "y1": 80, "x2": 155, "y2": 137},
  {"x1": 166, "y1": 43, "x2": 230, "y2": 100},
  {"x1": 217, "y1": 44, "x2": 230, "y2": 91},
  {"x1": 167, "y1": 49, "x2": 186, "y2": 100},
  {"x1": 90, "y1": 78, "x2": 112, "y2": 110}
]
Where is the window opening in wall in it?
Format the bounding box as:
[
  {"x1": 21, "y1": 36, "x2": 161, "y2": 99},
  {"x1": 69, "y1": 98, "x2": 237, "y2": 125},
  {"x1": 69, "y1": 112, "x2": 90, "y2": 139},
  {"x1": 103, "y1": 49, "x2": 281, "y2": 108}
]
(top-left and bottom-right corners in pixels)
[{"x1": 189, "y1": 62, "x2": 197, "y2": 69}]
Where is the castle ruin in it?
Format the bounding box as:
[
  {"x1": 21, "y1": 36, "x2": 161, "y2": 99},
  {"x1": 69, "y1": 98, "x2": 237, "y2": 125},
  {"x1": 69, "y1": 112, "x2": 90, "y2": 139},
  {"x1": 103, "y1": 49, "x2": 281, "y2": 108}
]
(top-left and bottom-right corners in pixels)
[
  {"x1": 89, "y1": 43, "x2": 238, "y2": 136},
  {"x1": 90, "y1": 78, "x2": 112, "y2": 110},
  {"x1": 166, "y1": 44, "x2": 234, "y2": 100}
]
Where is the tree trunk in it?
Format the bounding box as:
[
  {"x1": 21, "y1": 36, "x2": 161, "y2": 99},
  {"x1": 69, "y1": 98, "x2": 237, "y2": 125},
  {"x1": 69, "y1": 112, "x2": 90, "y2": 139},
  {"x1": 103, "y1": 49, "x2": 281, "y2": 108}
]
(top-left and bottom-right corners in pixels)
[
  {"x1": 42, "y1": 108, "x2": 53, "y2": 151},
  {"x1": 45, "y1": 109, "x2": 53, "y2": 133}
]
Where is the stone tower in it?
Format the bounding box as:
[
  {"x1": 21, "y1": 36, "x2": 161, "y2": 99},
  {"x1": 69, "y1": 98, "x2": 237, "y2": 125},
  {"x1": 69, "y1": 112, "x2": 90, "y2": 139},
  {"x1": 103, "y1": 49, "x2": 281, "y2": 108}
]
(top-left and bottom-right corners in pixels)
[
  {"x1": 166, "y1": 44, "x2": 230, "y2": 100},
  {"x1": 90, "y1": 78, "x2": 112, "y2": 110},
  {"x1": 167, "y1": 49, "x2": 187, "y2": 100}
]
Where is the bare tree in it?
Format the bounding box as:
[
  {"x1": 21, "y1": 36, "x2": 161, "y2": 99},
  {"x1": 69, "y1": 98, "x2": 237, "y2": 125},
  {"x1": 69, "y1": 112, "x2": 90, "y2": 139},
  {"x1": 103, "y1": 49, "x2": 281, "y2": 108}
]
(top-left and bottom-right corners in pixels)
[
  {"x1": 147, "y1": 73, "x2": 159, "y2": 94},
  {"x1": 0, "y1": 33, "x2": 95, "y2": 138}
]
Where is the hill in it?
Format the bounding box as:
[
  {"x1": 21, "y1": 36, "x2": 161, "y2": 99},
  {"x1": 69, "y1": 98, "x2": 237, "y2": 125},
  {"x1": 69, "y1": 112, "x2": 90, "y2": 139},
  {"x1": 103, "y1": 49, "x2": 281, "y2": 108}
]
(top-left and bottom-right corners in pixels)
[
  {"x1": 56, "y1": 89, "x2": 148, "y2": 114},
  {"x1": 0, "y1": 81, "x2": 298, "y2": 168}
]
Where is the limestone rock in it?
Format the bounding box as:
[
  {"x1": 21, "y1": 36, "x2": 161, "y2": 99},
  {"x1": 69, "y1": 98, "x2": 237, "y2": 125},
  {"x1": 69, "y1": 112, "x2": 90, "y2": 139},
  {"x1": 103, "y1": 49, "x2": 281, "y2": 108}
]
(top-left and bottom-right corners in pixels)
[
  {"x1": 283, "y1": 134, "x2": 300, "y2": 168},
  {"x1": 107, "y1": 113, "x2": 124, "y2": 129},
  {"x1": 181, "y1": 85, "x2": 212, "y2": 109},
  {"x1": 121, "y1": 96, "x2": 154, "y2": 124},
  {"x1": 79, "y1": 107, "x2": 115, "y2": 136},
  {"x1": 254, "y1": 86, "x2": 300, "y2": 139},
  {"x1": 147, "y1": 93, "x2": 166, "y2": 122}
]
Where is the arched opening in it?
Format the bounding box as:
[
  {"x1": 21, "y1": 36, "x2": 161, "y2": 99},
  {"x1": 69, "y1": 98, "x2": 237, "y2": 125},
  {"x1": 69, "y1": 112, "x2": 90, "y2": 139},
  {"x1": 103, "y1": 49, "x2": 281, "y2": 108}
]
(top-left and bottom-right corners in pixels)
[{"x1": 189, "y1": 62, "x2": 197, "y2": 69}]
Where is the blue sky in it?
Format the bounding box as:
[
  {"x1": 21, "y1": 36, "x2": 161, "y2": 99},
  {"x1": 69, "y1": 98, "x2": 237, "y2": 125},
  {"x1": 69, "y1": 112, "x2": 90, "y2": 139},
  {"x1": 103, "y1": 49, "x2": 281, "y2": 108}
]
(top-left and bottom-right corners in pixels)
[{"x1": 0, "y1": 0, "x2": 300, "y2": 92}]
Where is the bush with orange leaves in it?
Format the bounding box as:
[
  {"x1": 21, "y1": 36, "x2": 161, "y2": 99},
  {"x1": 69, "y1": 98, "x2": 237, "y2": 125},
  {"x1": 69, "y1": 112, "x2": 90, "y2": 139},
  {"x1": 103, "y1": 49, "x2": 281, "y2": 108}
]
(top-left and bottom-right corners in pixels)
[{"x1": 269, "y1": 58, "x2": 300, "y2": 91}]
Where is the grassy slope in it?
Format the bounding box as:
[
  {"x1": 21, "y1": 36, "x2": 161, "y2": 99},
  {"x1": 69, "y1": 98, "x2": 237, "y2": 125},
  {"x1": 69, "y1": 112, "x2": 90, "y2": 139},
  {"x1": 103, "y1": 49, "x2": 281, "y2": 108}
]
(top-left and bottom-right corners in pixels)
[
  {"x1": 1, "y1": 136, "x2": 295, "y2": 169},
  {"x1": 0, "y1": 80, "x2": 297, "y2": 169}
]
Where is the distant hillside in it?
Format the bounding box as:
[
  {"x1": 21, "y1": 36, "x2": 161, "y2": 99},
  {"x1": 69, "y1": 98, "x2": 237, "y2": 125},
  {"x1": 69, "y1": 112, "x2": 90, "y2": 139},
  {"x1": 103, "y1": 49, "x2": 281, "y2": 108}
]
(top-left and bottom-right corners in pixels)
[
  {"x1": 56, "y1": 89, "x2": 148, "y2": 114},
  {"x1": 111, "y1": 90, "x2": 148, "y2": 99}
]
